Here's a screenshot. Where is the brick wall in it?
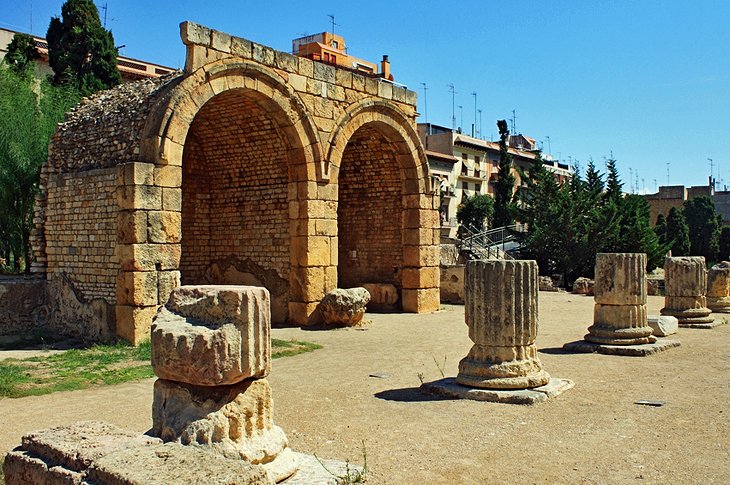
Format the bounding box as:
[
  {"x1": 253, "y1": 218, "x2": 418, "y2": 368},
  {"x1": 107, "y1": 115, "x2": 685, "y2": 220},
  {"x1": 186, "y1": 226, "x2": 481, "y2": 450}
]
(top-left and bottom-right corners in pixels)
[
  {"x1": 44, "y1": 168, "x2": 118, "y2": 302},
  {"x1": 338, "y1": 125, "x2": 403, "y2": 289},
  {"x1": 180, "y1": 90, "x2": 290, "y2": 288}
]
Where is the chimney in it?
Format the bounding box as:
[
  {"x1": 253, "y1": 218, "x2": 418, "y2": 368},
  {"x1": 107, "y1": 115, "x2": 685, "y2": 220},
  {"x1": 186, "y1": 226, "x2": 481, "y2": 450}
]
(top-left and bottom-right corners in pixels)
[{"x1": 381, "y1": 55, "x2": 392, "y2": 81}]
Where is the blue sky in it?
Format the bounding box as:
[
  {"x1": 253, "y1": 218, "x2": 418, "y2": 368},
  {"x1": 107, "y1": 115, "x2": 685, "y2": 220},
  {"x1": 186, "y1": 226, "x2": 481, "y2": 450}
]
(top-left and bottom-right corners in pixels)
[{"x1": 3, "y1": 1, "x2": 729, "y2": 192}]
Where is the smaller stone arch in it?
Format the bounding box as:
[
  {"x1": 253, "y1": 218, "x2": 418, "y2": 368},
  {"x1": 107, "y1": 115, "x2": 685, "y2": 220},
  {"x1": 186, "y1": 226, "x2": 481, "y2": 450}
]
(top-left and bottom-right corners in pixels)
[{"x1": 325, "y1": 100, "x2": 440, "y2": 313}]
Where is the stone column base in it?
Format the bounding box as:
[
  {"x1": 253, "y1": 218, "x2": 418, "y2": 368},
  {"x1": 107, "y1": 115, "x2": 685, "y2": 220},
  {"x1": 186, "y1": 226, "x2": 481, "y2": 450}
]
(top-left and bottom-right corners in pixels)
[
  {"x1": 660, "y1": 307, "x2": 714, "y2": 325},
  {"x1": 456, "y1": 344, "x2": 550, "y2": 389},
  {"x1": 707, "y1": 296, "x2": 730, "y2": 313}
]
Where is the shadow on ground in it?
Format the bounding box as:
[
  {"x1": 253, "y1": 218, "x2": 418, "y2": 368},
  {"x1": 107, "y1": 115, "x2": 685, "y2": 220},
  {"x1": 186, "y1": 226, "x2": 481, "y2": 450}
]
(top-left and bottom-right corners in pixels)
[{"x1": 374, "y1": 386, "x2": 453, "y2": 402}]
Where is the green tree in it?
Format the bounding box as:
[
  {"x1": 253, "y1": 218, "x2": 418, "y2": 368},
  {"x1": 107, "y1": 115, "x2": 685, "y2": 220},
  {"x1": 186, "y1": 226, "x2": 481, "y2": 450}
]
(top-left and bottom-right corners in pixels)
[
  {"x1": 457, "y1": 194, "x2": 495, "y2": 237},
  {"x1": 493, "y1": 119, "x2": 515, "y2": 228},
  {"x1": 605, "y1": 158, "x2": 622, "y2": 203},
  {"x1": 0, "y1": 64, "x2": 78, "y2": 271},
  {"x1": 718, "y1": 226, "x2": 730, "y2": 261},
  {"x1": 584, "y1": 159, "x2": 604, "y2": 195},
  {"x1": 613, "y1": 194, "x2": 668, "y2": 270},
  {"x1": 666, "y1": 206, "x2": 690, "y2": 256},
  {"x1": 5, "y1": 33, "x2": 40, "y2": 74},
  {"x1": 683, "y1": 196, "x2": 720, "y2": 261},
  {"x1": 654, "y1": 213, "x2": 667, "y2": 245},
  {"x1": 46, "y1": 0, "x2": 122, "y2": 95}
]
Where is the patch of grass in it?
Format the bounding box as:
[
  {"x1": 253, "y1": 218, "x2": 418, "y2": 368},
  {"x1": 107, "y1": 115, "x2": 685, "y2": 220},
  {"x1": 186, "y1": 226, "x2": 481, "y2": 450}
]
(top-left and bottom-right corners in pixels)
[
  {"x1": 0, "y1": 338, "x2": 319, "y2": 399},
  {"x1": 272, "y1": 338, "x2": 322, "y2": 358}
]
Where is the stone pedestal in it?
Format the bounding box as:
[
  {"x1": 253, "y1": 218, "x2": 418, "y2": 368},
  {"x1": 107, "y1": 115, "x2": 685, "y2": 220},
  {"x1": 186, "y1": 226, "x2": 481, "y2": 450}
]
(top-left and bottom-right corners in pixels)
[
  {"x1": 661, "y1": 257, "x2": 714, "y2": 325},
  {"x1": 586, "y1": 253, "x2": 655, "y2": 345},
  {"x1": 706, "y1": 261, "x2": 730, "y2": 313},
  {"x1": 456, "y1": 260, "x2": 550, "y2": 390},
  {"x1": 150, "y1": 285, "x2": 298, "y2": 483}
]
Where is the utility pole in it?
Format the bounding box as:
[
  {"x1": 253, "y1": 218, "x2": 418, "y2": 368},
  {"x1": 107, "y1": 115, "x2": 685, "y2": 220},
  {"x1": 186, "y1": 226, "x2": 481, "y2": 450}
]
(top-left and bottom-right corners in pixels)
[
  {"x1": 447, "y1": 84, "x2": 456, "y2": 131},
  {"x1": 420, "y1": 82, "x2": 428, "y2": 127},
  {"x1": 471, "y1": 92, "x2": 477, "y2": 138}
]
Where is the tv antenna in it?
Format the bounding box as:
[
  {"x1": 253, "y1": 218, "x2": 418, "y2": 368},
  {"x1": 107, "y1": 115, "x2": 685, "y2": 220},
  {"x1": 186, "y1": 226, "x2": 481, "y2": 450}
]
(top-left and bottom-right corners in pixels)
[
  {"x1": 666, "y1": 162, "x2": 670, "y2": 186},
  {"x1": 545, "y1": 136, "x2": 552, "y2": 156},
  {"x1": 708, "y1": 158, "x2": 715, "y2": 189},
  {"x1": 458, "y1": 105, "x2": 463, "y2": 132},
  {"x1": 421, "y1": 82, "x2": 428, "y2": 125},
  {"x1": 97, "y1": 3, "x2": 114, "y2": 27},
  {"x1": 327, "y1": 14, "x2": 339, "y2": 35},
  {"x1": 471, "y1": 92, "x2": 477, "y2": 138},
  {"x1": 511, "y1": 109, "x2": 517, "y2": 134},
  {"x1": 477, "y1": 109, "x2": 482, "y2": 139},
  {"x1": 447, "y1": 84, "x2": 457, "y2": 130}
]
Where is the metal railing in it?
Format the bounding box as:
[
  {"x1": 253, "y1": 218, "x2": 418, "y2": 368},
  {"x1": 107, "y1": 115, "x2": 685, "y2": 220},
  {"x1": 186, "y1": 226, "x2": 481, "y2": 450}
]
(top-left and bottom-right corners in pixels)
[{"x1": 458, "y1": 224, "x2": 520, "y2": 260}]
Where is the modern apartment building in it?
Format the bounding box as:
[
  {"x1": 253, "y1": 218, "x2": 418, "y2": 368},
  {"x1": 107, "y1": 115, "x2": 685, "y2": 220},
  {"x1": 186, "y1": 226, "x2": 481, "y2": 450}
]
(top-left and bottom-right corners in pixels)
[
  {"x1": 0, "y1": 27, "x2": 174, "y2": 81},
  {"x1": 418, "y1": 123, "x2": 573, "y2": 238}
]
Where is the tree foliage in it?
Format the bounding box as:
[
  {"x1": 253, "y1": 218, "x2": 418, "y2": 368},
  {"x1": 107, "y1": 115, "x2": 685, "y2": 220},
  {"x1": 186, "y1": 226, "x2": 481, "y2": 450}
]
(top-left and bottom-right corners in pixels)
[
  {"x1": 665, "y1": 207, "x2": 690, "y2": 256},
  {"x1": 719, "y1": 226, "x2": 730, "y2": 262},
  {"x1": 683, "y1": 196, "x2": 720, "y2": 262},
  {"x1": 654, "y1": 213, "x2": 667, "y2": 246},
  {"x1": 46, "y1": 0, "x2": 121, "y2": 95},
  {"x1": 0, "y1": 63, "x2": 79, "y2": 271},
  {"x1": 5, "y1": 33, "x2": 40, "y2": 74},
  {"x1": 516, "y1": 156, "x2": 667, "y2": 286},
  {"x1": 457, "y1": 193, "x2": 494, "y2": 237},
  {"x1": 493, "y1": 119, "x2": 515, "y2": 228}
]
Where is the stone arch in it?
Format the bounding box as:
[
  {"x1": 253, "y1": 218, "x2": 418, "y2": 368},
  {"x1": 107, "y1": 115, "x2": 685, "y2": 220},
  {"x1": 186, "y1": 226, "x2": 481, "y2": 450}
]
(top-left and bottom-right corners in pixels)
[
  {"x1": 325, "y1": 100, "x2": 439, "y2": 312},
  {"x1": 119, "y1": 59, "x2": 326, "y2": 329}
]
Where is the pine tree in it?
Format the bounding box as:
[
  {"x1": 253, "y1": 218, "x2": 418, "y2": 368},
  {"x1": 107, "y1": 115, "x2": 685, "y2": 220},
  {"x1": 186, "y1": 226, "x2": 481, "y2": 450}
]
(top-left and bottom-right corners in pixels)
[
  {"x1": 666, "y1": 207, "x2": 690, "y2": 256},
  {"x1": 493, "y1": 119, "x2": 515, "y2": 228},
  {"x1": 46, "y1": 0, "x2": 122, "y2": 95},
  {"x1": 605, "y1": 158, "x2": 622, "y2": 202},
  {"x1": 5, "y1": 33, "x2": 40, "y2": 74},
  {"x1": 683, "y1": 196, "x2": 720, "y2": 261},
  {"x1": 654, "y1": 213, "x2": 667, "y2": 245},
  {"x1": 584, "y1": 159, "x2": 605, "y2": 194}
]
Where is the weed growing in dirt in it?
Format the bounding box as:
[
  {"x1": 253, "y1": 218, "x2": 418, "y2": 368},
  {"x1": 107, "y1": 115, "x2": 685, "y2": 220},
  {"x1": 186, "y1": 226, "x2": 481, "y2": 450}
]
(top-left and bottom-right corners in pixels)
[
  {"x1": 433, "y1": 355, "x2": 447, "y2": 378},
  {"x1": 315, "y1": 440, "x2": 368, "y2": 484},
  {"x1": 0, "y1": 338, "x2": 320, "y2": 399}
]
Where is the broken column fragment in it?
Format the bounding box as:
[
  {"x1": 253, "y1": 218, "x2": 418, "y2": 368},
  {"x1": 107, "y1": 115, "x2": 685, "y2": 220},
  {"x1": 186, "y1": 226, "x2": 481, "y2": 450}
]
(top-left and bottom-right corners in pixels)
[
  {"x1": 706, "y1": 261, "x2": 730, "y2": 313},
  {"x1": 661, "y1": 256, "x2": 714, "y2": 326}
]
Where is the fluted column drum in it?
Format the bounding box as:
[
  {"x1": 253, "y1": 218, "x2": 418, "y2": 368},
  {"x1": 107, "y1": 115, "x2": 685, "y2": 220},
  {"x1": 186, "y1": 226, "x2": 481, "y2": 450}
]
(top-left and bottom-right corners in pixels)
[
  {"x1": 456, "y1": 260, "x2": 550, "y2": 389},
  {"x1": 661, "y1": 256, "x2": 713, "y2": 324},
  {"x1": 586, "y1": 253, "x2": 654, "y2": 345},
  {"x1": 706, "y1": 262, "x2": 730, "y2": 313}
]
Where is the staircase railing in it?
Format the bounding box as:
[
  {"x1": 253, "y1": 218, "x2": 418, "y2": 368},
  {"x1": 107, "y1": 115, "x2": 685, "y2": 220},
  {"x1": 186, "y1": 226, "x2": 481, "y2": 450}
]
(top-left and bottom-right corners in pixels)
[{"x1": 458, "y1": 224, "x2": 519, "y2": 260}]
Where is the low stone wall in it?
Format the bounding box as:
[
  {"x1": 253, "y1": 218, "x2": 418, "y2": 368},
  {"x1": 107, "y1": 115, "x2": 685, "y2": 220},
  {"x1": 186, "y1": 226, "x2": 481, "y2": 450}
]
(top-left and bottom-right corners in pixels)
[
  {"x1": 0, "y1": 277, "x2": 47, "y2": 336},
  {"x1": 440, "y1": 265, "x2": 465, "y2": 304}
]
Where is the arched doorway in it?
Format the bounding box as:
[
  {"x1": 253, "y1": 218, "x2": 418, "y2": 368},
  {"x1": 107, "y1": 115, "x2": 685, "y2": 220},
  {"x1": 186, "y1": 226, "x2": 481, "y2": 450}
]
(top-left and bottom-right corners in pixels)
[{"x1": 179, "y1": 88, "x2": 292, "y2": 322}]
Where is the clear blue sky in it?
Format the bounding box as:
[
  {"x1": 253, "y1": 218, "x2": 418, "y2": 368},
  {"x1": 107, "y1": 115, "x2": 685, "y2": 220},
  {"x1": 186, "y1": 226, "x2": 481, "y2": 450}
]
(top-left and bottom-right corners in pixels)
[{"x1": 3, "y1": 1, "x2": 729, "y2": 193}]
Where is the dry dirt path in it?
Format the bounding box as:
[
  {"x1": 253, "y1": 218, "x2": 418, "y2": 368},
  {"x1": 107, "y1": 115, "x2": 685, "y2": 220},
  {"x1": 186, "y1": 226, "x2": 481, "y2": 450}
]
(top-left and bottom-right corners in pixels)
[{"x1": 1, "y1": 293, "x2": 728, "y2": 484}]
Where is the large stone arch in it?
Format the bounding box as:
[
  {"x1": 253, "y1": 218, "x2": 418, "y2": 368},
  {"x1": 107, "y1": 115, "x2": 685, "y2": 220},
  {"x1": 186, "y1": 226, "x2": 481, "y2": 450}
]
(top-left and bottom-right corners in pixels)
[
  {"x1": 324, "y1": 101, "x2": 440, "y2": 312},
  {"x1": 115, "y1": 59, "x2": 327, "y2": 339}
]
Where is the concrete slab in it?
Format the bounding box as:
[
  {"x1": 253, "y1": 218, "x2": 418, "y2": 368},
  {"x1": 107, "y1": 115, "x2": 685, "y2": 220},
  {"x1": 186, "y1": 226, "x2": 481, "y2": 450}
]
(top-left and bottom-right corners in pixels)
[
  {"x1": 563, "y1": 338, "x2": 680, "y2": 356},
  {"x1": 420, "y1": 377, "x2": 574, "y2": 405}
]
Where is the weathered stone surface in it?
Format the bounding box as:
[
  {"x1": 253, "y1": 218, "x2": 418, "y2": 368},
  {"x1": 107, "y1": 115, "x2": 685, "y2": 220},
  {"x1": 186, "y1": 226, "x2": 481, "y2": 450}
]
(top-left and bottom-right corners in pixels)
[
  {"x1": 663, "y1": 256, "x2": 707, "y2": 297},
  {"x1": 563, "y1": 338, "x2": 681, "y2": 356},
  {"x1": 3, "y1": 450, "x2": 85, "y2": 485},
  {"x1": 572, "y1": 277, "x2": 594, "y2": 296},
  {"x1": 151, "y1": 378, "x2": 297, "y2": 482},
  {"x1": 538, "y1": 276, "x2": 558, "y2": 292},
  {"x1": 457, "y1": 260, "x2": 550, "y2": 390},
  {"x1": 594, "y1": 253, "x2": 646, "y2": 305},
  {"x1": 88, "y1": 442, "x2": 272, "y2": 485},
  {"x1": 439, "y1": 265, "x2": 465, "y2": 304},
  {"x1": 707, "y1": 261, "x2": 730, "y2": 312},
  {"x1": 319, "y1": 287, "x2": 370, "y2": 326},
  {"x1": 284, "y1": 452, "x2": 365, "y2": 485},
  {"x1": 586, "y1": 253, "x2": 654, "y2": 345},
  {"x1": 648, "y1": 315, "x2": 678, "y2": 336},
  {"x1": 362, "y1": 282, "x2": 399, "y2": 311},
  {"x1": 661, "y1": 257, "x2": 714, "y2": 324},
  {"x1": 422, "y1": 377, "x2": 574, "y2": 405},
  {"x1": 151, "y1": 286, "x2": 271, "y2": 386}
]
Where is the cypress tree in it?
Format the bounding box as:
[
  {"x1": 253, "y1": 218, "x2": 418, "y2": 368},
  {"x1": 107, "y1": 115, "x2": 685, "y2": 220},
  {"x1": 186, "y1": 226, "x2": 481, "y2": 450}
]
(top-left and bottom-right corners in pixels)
[
  {"x1": 654, "y1": 213, "x2": 667, "y2": 245},
  {"x1": 46, "y1": 0, "x2": 122, "y2": 95},
  {"x1": 683, "y1": 196, "x2": 720, "y2": 261},
  {"x1": 666, "y1": 207, "x2": 690, "y2": 256},
  {"x1": 493, "y1": 119, "x2": 515, "y2": 228}
]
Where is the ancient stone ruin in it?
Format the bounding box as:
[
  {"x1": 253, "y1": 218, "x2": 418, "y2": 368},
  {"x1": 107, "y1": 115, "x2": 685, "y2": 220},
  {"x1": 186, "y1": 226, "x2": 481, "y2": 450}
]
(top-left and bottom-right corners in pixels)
[
  {"x1": 29, "y1": 20, "x2": 439, "y2": 345},
  {"x1": 660, "y1": 256, "x2": 717, "y2": 328},
  {"x1": 4, "y1": 285, "x2": 359, "y2": 484},
  {"x1": 422, "y1": 259, "x2": 573, "y2": 404},
  {"x1": 706, "y1": 261, "x2": 730, "y2": 313},
  {"x1": 565, "y1": 253, "x2": 680, "y2": 355}
]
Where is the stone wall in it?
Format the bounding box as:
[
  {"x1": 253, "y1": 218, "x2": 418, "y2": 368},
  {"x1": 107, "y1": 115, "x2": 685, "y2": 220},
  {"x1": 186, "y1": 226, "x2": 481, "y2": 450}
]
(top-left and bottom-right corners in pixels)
[
  {"x1": 0, "y1": 278, "x2": 47, "y2": 336},
  {"x1": 440, "y1": 265, "x2": 465, "y2": 304}
]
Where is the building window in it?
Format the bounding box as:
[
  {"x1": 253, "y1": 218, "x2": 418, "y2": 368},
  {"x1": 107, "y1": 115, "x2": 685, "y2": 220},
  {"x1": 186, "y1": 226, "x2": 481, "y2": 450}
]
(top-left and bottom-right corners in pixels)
[
  {"x1": 475, "y1": 155, "x2": 480, "y2": 166},
  {"x1": 324, "y1": 52, "x2": 330, "y2": 62},
  {"x1": 331, "y1": 55, "x2": 337, "y2": 63},
  {"x1": 333, "y1": 40, "x2": 339, "y2": 49},
  {"x1": 475, "y1": 183, "x2": 481, "y2": 193}
]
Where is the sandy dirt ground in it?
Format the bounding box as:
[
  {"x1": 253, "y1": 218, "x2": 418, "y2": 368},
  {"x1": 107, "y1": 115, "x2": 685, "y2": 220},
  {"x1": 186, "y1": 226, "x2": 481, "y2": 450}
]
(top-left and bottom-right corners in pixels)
[{"x1": 1, "y1": 292, "x2": 728, "y2": 484}]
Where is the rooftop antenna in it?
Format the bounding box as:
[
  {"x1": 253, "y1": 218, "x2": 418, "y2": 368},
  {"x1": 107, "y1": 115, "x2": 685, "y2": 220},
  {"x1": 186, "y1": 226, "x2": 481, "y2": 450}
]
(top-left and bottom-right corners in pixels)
[
  {"x1": 447, "y1": 84, "x2": 457, "y2": 130},
  {"x1": 421, "y1": 82, "x2": 428, "y2": 126},
  {"x1": 708, "y1": 158, "x2": 715, "y2": 189},
  {"x1": 654, "y1": 178, "x2": 657, "y2": 192},
  {"x1": 511, "y1": 109, "x2": 517, "y2": 134},
  {"x1": 628, "y1": 167, "x2": 634, "y2": 193},
  {"x1": 327, "y1": 14, "x2": 338, "y2": 35},
  {"x1": 477, "y1": 109, "x2": 482, "y2": 139},
  {"x1": 666, "y1": 162, "x2": 670, "y2": 186},
  {"x1": 545, "y1": 136, "x2": 552, "y2": 157},
  {"x1": 458, "y1": 105, "x2": 463, "y2": 132},
  {"x1": 471, "y1": 92, "x2": 477, "y2": 138}
]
